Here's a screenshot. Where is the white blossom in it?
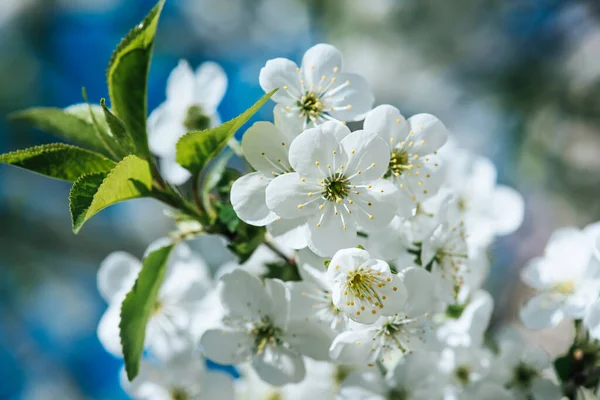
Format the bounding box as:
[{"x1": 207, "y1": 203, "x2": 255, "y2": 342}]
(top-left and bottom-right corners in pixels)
[
  {"x1": 363, "y1": 104, "x2": 448, "y2": 216},
  {"x1": 259, "y1": 43, "x2": 374, "y2": 133},
  {"x1": 438, "y1": 346, "x2": 494, "y2": 399},
  {"x1": 199, "y1": 269, "x2": 333, "y2": 386},
  {"x1": 520, "y1": 226, "x2": 600, "y2": 329},
  {"x1": 265, "y1": 121, "x2": 399, "y2": 256},
  {"x1": 97, "y1": 241, "x2": 212, "y2": 360},
  {"x1": 148, "y1": 60, "x2": 227, "y2": 184},
  {"x1": 121, "y1": 351, "x2": 234, "y2": 400}
]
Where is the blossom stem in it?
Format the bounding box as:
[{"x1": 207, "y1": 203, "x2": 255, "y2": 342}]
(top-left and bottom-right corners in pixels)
[{"x1": 263, "y1": 236, "x2": 295, "y2": 266}]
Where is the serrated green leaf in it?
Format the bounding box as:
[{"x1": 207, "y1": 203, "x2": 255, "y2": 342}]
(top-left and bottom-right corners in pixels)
[
  {"x1": 120, "y1": 243, "x2": 174, "y2": 381},
  {"x1": 100, "y1": 98, "x2": 135, "y2": 156},
  {"x1": 0, "y1": 143, "x2": 116, "y2": 182},
  {"x1": 9, "y1": 106, "x2": 111, "y2": 156},
  {"x1": 69, "y1": 155, "x2": 152, "y2": 233},
  {"x1": 176, "y1": 89, "x2": 277, "y2": 175},
  {"x1": 106, "y1": 0, "x2": 165, "y2": 158}
]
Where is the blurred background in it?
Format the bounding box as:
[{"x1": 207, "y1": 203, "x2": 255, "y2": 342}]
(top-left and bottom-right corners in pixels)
[{"x1": 1, "y1": 0, "x2": 600, "y2": 398}]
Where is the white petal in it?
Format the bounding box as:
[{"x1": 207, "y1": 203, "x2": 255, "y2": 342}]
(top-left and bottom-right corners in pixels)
[
  {"x1": 363, "y1": 104, "x2": 409, "y2": 146},
  {"x1": 166, "y1": 60, "x2": 195, "y2": 108},
  {"x1": 307, "y1": 204, "x2": 357, "y2": 257},
  {"x1": 320, "y1": 120, "x2": 352, "y2": 141},
  {"x1": 159, "y1": 156, "x2": 191, "y2": 185},
  {"x1": 267, "y1": 217, "x2": 309, "y2": 249},
  {"x1": 400, "y1": 267, "x2": 436, "y2": 318},
  {"x1": 341, "y1": 130, "x2": 389, "y2": 183},
  {"x1": 259, "y1": 58, "x2": 302, "y2": 105},
  {"x1": 407, "y1": 113, "x2": 448, "y2": 155},
  {"x1": 242, "y1": 121, "x2": 291, "y2": 174},
  {"x1": 401, "y1": 153, "x2": 446, "y2": 202},
  {"x1": 520, "y1": 294, "x2": 565, "y2": 329},
  {"x1": 468, "y1": 382, "x2": 513, "y2": 400},
  {"x1": 326, "y1": 73, "x2": 374, "y2": 121},
  {"x1": 327, "y1": 248, "x2": 372, "y2": 281},
  {"x1": 301, "y1": 43, "x2": 343, "y2": 89},
  {"x1": 264, "y1": 278, "x2": 290, "y2": 328},
  {"x1": 147, "y1": 103, "x2": 186, "y2": 158},
  {"x1": 584, "y1": 298, "x2": 600, "y2": 340},
  {"x1": 273, "y1": 104, "x2": 306, "y2": 138},
  {"x1": 288, "y1": 122, "x2": 347, "y2": 178},
  {"x1": 97, "y1": 303, "x2": 123, "y2": 356},
  {"x1": 350, "y1": 179, "x2": 399, "y2": 231},
  {"x1": 251, "y1": 345, "x2": 306, "y2": 386},
  {"x1": 231, "y1": 172, "x2": 278, "y2": 226},
  {"x1": 200, "y1": 328, "x2": 253, "y2": 364},
  {"x1": 489, "y1": 185, "x2": 524, "y2": 236},
  {"x1": 265, "y1": 172, "x2": 321, "y2": 219},
  {"x1": 97, "y1": 251, "x2": 141, "y2": 303},
  {"x1": 193, "y1": 61, "x2": 227, "y2": 110},
  {"x1": 329, "y1": 329, "x2": 378, "y2": 365},
  {"x1": 218, "y1": 269, "x2": 273, "y2": 320},
  {"x1": 285, "y1": 320, "x2": 334, "y2": 361},
  {"x1": 202, "y1": 371, "x2": 236, "y2": 400}
]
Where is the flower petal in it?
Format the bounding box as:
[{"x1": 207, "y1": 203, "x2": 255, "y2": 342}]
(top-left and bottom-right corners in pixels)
[
  {"x1": 301, "y1": 43, "x2": 343, "y2": 89},
  {"x1": 97, "y1": 303, "x2": 123, "y2": 356},
  {"x1": 267, "y1": 217, "x2": 309, "y2": 249},
  {"x1": 147, "y1": 104, "x2": 186, "y2": 158},
  {"x1": 264, "y1": 278, "x2": 290, "y2": 329},
  {"x1": 259, "y1": 58, "x2": 302, "y2": 105},
  {"x1": 363, "y1": 104, "x2": 409, "y2": 145},
  {"x1": 327, "y1": 248, "x2": 372, "y2": 281},
  {"x1": 329, "y1": 328, "x2": 379, "y2": 365},
  {"x1": 307, "y1": 203, "x2": 357, "y2": 257},
  {"x1": 519, "y1": 294, "x2": 564, "y2": 330},
  {"x1": 218, "y1": 269, "x2": 273, "y2": 320},
  {"x1": 251, "y1": 345, "x2": 306, "y2": 386},
  {"x1": 400, "y1": 267, "x2": 437, "y2": 318},
  {"x1": 407, "y1": 113, "x2": 448, "y2": 156},
  {"x1": 231, "y1": 172, "x2": 278, "y2": 226},
  {"x1": 194, "y1": 61, "x2": 227, "y2": 110},
  {"x1": 266, "y1": 172, "x2": 321, "y2": 219},
  {"x1": 350, "y1": 179, "x2": 399, "y2": 231},
  {"x1": 166, "y1": 60, "x2": 195, "y2": 109},
  {"x1": 341, "y1": 130, "x2": 389, "y2": 183},
  {"x1": 326, "y1": 73, "x2": 374, "y2": 121},
  {"x1": 288, "y1": 123, "x2": 347, "y2": 178},
  {"x1": 401, "y1": 154, "x2": 445, "y2": 203},
  {"x1": 201, "y1": 328, "x2": 254, "y2": 364},
  {"x1": 489, "y1": 185, "x2": 524, "y2": 236},
  {"x1": 159, "y1": 156, "x2": 191, "y2": 185},
  {"x1": 242, "y1": 121, "x2": 292, "y2": 174},
  {"x1": 284, "y1": 320, "x2": 334, "y2": 361},
  {"x1": 97, "y1": 251, "x2": 141, "y2": 303}
]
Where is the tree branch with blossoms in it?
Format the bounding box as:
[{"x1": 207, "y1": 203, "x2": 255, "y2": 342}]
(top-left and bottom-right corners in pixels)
[{"x1": 4, "y1": 1, "x2": 600, "y2": 399}]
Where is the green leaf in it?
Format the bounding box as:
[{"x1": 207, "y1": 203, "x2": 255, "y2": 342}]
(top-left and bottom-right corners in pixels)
[
  {"x1": 176, "y1": 89, "x2": 277, "y2": 175},
  {"x1": 100, "y1": 98, "x2": 135, "y2": 156},
  {"x1": 120, "y1": 243, "x2": 174, "y2": 381},
  {"x1": 201, "y1": 151, "x2": 233, "y2": 223},
  {"x1": 9, "y1": 106, "x2": 111, "y2": 156},
  {"x1": 69, "y1": 155, "x2": 152, "y2": 233},
  {"x1": 106, "y1": 0, "x2": 165, "y2": 158},
  {"x1": 0, "y1": 143, "x2": 116, "y2": 182}
]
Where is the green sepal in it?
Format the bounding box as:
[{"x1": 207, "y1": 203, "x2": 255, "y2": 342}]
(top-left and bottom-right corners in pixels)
[
  {"x1": 120, "y1": 243, "x2": 174, "y2": 381},
  {"x1": 69, "y1": 155, "x2": 152, "y2": 233},
  {"x1": 0, "y1": 143, "x2": 115, "y2": 182},
  {"x1": 106, "y1": 0, "x2": 165, "y2": 158},
  {"x1": 176, "y1": 89, "x2": 277, "y2": 176}
]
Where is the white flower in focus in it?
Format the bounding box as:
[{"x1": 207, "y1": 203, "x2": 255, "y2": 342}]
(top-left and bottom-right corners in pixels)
[
  {"x1": 286, "y1": 248, "x2": 348, "y2": 333},
  {"x1": 259, "y1": 43, "x2": 374, "y2": 133},
  {"x1": 265, "y1": 122, "x2": 399, "y2": 256},
  {"x1": 121, "y1": 351, "x2": 235, "y2": 400},
  {"x1": 326, "y1": 248, "x2": 406, "y2": 324},
  {"x1": 488, "y1": 328, "x2": 562, "y2": 400},
  {"x1": 363, "y1": 105, "x2": 448, "y2": 215},
  {"x1": 421, "y1": 197, "x2": 469, "y2": 303},
  {"x1": 329, "y1": 267, "x2": 436, "y2": 366},
  {"x1": 97, "y1": 241, "x2": 212, "y2": 360},
  {"x1": 338, "y1": 352, "x2": 444, "y2": 400},
  {"x1": 200, "y1": 269, "x2": 333, "y2": 386},
  {"x1": 230, "y1": 119, "x2": 309, "y2": 249},
  {"x1": 148, "y1": 60, "x2": 227, "y2": 184},
  {"x1": 425, "y1": 143, "x2": 524, "y2": 248},
  {"x1": 520, "y1": 227, "x2": 600, "y2": 329}
]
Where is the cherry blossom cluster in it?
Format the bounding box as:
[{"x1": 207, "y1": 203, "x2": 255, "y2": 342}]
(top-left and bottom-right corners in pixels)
[{"x1": 96, "y1": 44, "x2": 593, "y2": 400}]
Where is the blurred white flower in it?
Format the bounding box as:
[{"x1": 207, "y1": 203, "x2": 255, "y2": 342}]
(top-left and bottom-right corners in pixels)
[
  {"x1": 148, "y1": 60, "x2": 227, "y2": 184},
  {"x1": 97, "y1": 241, "x2": 212, "y2": 360},
  {"x1": 121, "y1": 351, "x2": 235, "y2": 400},
  {"x1": 520, "y1": 227, "x2": 600, "y2": 329},
  {"x1": 260, "y1": 43, "x2": 374, "y2": 133},
  {"x1": 200, "y1": 269, "x2": 333, "y2": 386},
  {"x1": 265, "y1": 122, "x2": 399, "y2": 256},
  {"x1": 438, "y1": 346, "x2": 494, "y2": 398}
]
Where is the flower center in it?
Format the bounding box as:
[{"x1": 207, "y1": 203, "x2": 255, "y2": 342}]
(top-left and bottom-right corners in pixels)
[
  {"x1": 252, "y1": 318, "x2": 282, "y2": 355},
  {"x1": 510, "y1": 362, "x2": 539, "y2": 390},
  {"x1": 322, "y1": 173, "x2": 350, "y2": 202},
  {"x1": 553, "y1": 280, "x2": 575, "y2": 294},
  {"x1": 387, "y1": 388, "x2": 409, "y2": 400},
  {"x1": 170, "y1": 388, "x2": 190, "y2": 400},
  {"x1": 454, "y1": 365, "x2": 471, "y2": 386},
  {"x1": 183, "y1": 105, "x2": 211, "y2": 131},
  {"x1": 385, "y1": 149, "x2": 412, "y2": 178},
  {"x1": 297, "y1": 91, "x2": 323, "y2": 120}
]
